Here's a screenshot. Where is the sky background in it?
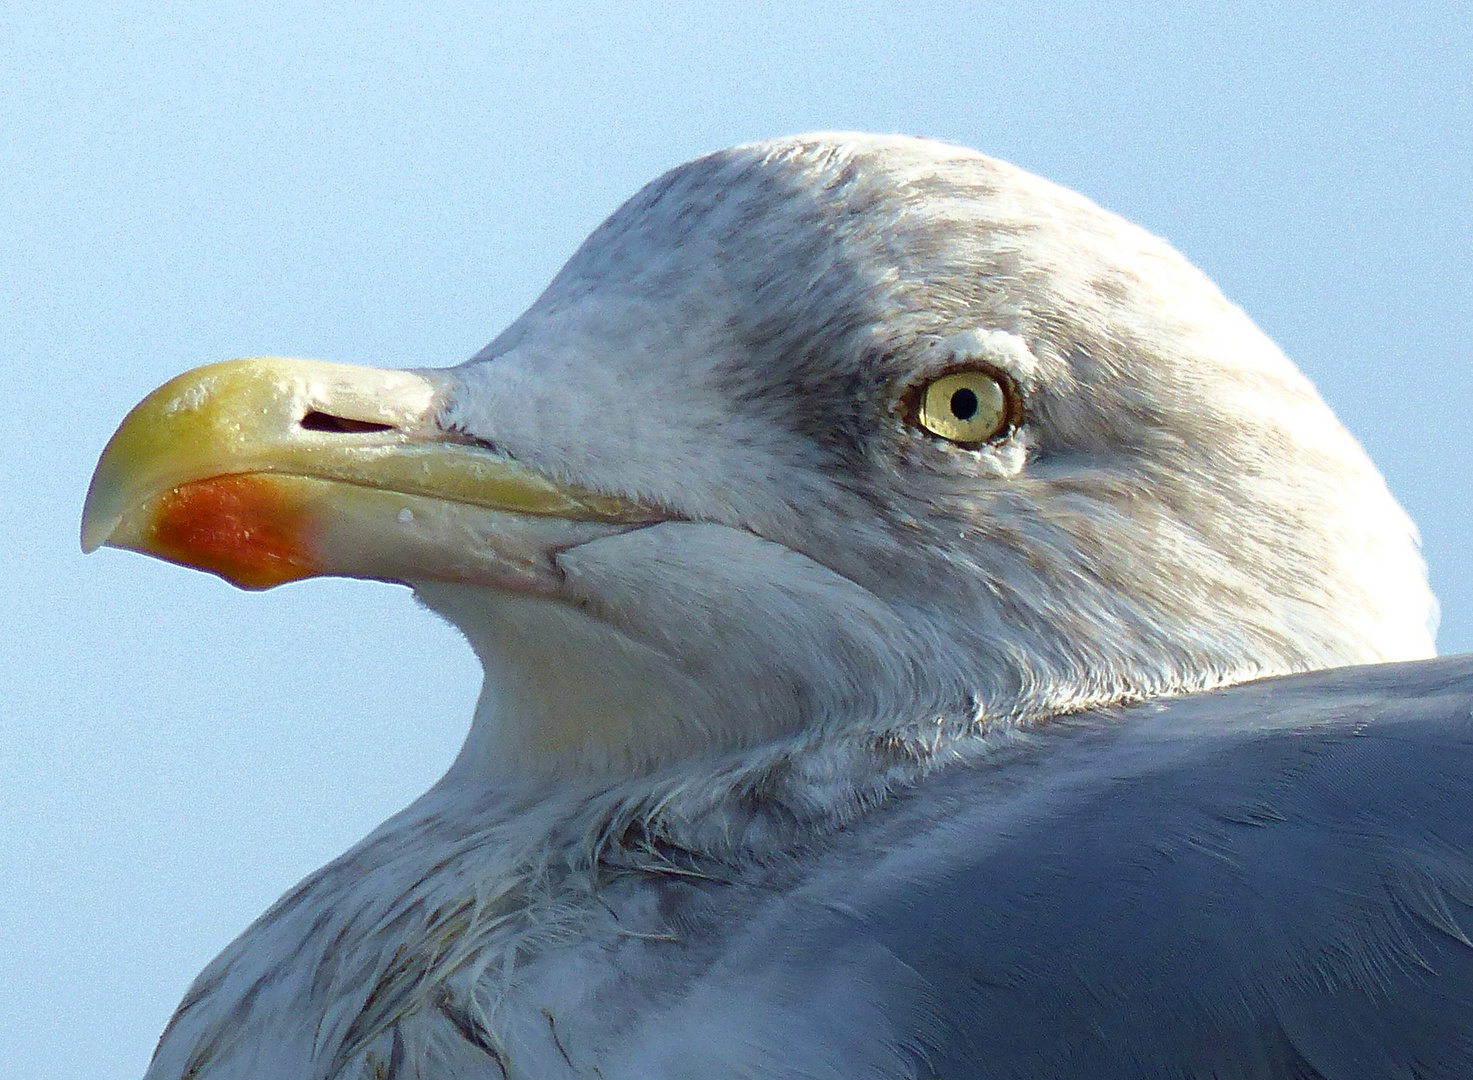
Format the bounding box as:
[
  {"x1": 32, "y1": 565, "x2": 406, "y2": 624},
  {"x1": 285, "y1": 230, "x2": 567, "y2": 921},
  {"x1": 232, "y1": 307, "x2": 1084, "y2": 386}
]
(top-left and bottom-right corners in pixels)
[{"x1": 3, "y1": 2, "x2": 1470, "y2": 1076}]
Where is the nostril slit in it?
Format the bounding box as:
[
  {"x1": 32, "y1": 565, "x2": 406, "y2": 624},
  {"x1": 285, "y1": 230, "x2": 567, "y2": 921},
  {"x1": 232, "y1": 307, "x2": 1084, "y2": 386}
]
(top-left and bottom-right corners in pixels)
[{"x1": 300, "y1": 411, "x2": 395, "y2": 434}]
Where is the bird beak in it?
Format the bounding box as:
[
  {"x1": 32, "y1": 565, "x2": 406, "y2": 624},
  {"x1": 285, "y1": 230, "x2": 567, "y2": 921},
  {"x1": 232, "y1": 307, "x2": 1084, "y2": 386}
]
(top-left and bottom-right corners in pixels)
[{"x1": 81, "y1": 358, "x2": 653, "y2": 591}]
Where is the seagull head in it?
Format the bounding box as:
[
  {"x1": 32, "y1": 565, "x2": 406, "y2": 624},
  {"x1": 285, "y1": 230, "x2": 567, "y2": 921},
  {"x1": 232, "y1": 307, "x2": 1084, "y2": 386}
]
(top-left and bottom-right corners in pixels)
[{"x1": 82, "y1": 134, "x2": 1435, "y2": 781}]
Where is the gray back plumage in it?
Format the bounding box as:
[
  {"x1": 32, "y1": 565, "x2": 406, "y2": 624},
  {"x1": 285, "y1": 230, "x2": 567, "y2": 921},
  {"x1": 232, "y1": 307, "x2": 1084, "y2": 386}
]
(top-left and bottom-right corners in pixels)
[{"x1": 583, "y1": 657, "x2": 1473, "y2": 1078}]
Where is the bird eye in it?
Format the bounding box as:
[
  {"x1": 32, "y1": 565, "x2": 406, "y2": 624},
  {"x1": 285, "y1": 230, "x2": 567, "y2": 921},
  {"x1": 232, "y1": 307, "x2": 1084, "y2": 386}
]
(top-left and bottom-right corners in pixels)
[{"x1": 916, "y1": 370, "x2": 1010, "y2": 444}]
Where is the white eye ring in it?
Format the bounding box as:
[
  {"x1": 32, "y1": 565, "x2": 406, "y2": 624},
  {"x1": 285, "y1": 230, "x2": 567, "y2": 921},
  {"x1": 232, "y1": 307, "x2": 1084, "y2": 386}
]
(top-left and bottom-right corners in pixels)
[{"x1": 916, "y1": 369, "x2": 1010, "y2": 444}]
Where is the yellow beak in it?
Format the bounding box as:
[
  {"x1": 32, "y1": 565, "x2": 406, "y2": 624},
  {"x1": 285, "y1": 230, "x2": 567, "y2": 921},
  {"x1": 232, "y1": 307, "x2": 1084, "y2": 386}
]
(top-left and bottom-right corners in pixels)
[{"x1": 81, "y1": 358, "x2": 653, "y2": 590}]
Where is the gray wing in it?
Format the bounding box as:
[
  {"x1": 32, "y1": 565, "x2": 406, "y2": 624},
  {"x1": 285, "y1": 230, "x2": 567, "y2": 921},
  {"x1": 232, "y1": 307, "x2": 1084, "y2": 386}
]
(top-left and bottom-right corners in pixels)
[{"x1": 642, "y1": 657, "x2": 1473, "y2": 1079}]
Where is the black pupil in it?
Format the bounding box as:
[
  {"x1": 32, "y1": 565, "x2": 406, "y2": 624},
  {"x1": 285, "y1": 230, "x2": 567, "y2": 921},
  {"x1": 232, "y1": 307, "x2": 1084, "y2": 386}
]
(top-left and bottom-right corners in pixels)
[{"x1": 950, "y1": 387, "x2": 979, "y2": 421}]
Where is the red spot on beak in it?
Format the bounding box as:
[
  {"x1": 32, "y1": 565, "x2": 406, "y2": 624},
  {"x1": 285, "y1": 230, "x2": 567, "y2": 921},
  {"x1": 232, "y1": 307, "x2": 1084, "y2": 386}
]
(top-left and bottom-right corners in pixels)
[{"x1": 149, "y1": 475, "x2": 318, "y2": 589}]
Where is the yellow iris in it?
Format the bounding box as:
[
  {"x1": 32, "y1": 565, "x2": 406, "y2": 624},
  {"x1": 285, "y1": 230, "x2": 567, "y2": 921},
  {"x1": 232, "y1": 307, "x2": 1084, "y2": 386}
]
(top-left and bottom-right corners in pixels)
[{"x1": 917, "y1": 370, "x2": 1009, "y2": 444}]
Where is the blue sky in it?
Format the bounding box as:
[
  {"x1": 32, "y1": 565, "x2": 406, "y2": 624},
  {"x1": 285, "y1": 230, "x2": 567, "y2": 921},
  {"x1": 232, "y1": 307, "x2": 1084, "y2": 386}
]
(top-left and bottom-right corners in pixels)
[{"x1": 3, "y1": 3, "x2": 1469, "y2": 1076}]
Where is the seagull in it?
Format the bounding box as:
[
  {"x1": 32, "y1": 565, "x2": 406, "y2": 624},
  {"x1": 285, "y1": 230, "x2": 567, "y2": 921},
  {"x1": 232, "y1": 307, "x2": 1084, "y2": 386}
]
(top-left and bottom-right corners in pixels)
[{"x1": 83, "y1": 134, "x2": 1473, "y2": 1080}]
